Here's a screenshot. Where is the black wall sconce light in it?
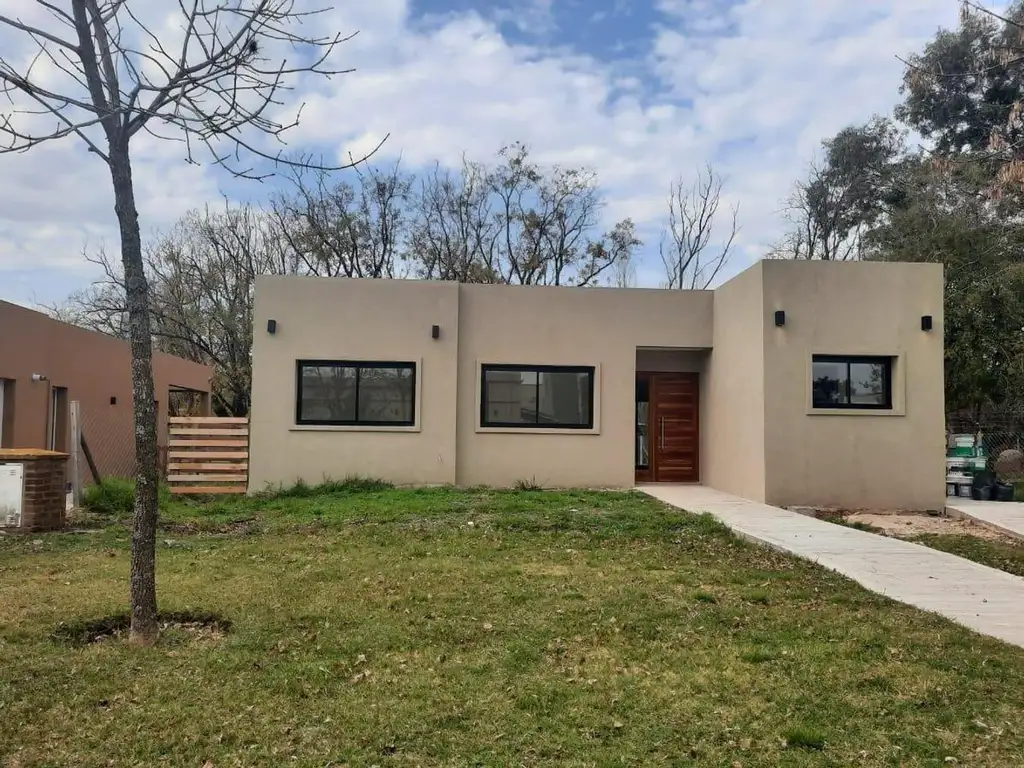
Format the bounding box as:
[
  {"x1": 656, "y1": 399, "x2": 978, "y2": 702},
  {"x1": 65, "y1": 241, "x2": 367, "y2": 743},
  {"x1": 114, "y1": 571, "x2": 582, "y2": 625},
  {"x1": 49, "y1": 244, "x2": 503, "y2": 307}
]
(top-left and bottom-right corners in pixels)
[
  {"x1": 110, "y1": 396, "x2": 117, "y2": 406},
  {"x1": 921, "y1": 315, "x2": 933, "y2": 332},
  {"x1": 431, "y1": 324, "x2": 441, "y2": 340},
  {"x1": 267, "y1": 318, "x2": 277, "y2": 335},
  {"x1": 774, "y1": 310, "x2": 786, "y2": 327}
]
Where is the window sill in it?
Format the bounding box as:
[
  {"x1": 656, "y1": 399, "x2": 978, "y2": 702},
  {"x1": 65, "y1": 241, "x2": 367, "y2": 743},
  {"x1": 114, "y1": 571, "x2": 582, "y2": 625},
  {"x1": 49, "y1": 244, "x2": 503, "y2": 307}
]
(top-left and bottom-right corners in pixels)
[
  {"x1": 807, "y1": 408, "x2": 905, "y2": 417},
  {"x1": 290, "y1": 424, "x2": 421, "y2": 433},
  {"x1": 476, "y1": 426, "x2": 601, "y2": 435}
]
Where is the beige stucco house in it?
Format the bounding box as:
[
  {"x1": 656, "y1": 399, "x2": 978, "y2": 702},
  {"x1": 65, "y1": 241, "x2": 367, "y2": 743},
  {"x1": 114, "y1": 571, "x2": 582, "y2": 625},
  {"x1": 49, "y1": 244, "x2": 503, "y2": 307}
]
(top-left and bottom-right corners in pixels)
[{"x1": 248, "y1": 259, "x2": 946, "y2": 511}]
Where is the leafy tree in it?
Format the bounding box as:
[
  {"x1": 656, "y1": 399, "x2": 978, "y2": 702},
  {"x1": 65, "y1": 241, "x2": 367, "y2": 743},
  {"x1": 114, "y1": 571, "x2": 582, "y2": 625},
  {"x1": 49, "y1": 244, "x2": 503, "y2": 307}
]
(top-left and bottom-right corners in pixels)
[
  {"x1": 897, "y1": 2, "x2": 1024, "y2": 162},
  {"x1": 864, "y1": 160, "x2": 1024, "y2": 418},
  {"x1": 772, "y1": 117, "x2": 906, "y2": 260}
]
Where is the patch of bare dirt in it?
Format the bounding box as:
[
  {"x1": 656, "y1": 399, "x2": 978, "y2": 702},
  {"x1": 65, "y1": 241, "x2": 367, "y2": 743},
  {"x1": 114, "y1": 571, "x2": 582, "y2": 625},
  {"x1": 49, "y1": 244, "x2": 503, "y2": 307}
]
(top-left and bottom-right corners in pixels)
[
  {"x1": 845, "y1": 512, "x2": 1009, "y2": 540},
  {"x1": 52, "y1": 611, "x2": 231, "y2": 647},
  {"x1": 157, "y1": 518, "x2": 258, "y2": 535},
  {"x1": 793, "y1": 506, "x2": 1015, "y2": 542}
]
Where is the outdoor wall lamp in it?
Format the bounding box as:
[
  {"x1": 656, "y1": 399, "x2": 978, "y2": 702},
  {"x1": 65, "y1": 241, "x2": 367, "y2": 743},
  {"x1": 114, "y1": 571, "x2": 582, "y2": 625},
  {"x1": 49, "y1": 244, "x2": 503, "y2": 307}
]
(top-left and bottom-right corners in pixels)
[
  {"x1": 431, "y1": 324, "x2": 441, "y2": 340},
  {"x1": 921, "y1": 315, "x2": 933, "y2": 332},
  {"x1": 266, "y1": 319, "x2": 277, "y2": 335},
  {"x1": 774, "y1": 310, "x2": 786, "y2": 327}
]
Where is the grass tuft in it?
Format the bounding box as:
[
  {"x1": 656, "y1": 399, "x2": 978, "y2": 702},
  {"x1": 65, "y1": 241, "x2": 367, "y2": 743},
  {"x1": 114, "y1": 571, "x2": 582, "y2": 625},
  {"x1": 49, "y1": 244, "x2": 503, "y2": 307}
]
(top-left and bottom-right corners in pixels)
[
  {"x1": 513, "y1": 477, "x2": 545, "y2": 491},
  {"x1": 740, "y1": 648, "x2": 778, "y2": 664},
  {"x1": 784, "y1": 725, "x2": 827, "y2": 750},
  {"x1": 256, "y1": 475, "x2": 395, "y2": 499}
]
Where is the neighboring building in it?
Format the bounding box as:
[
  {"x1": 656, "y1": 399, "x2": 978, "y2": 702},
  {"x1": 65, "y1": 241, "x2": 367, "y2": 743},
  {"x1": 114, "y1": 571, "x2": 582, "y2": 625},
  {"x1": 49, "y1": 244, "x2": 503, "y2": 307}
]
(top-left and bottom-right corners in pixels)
[
  {"x1": 249, "y1": 260, "x2": 946, "y2": 511},
  {"x1": 0, "y1": 301, "x2": 212, "y2": 479}
]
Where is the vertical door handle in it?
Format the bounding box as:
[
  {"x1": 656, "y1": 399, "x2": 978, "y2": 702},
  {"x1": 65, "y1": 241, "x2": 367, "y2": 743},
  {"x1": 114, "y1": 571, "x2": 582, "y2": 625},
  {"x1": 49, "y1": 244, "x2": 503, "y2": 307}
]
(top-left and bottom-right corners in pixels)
[{"x1": 659, "y1": 417, "x2": 665, "y2": 449}]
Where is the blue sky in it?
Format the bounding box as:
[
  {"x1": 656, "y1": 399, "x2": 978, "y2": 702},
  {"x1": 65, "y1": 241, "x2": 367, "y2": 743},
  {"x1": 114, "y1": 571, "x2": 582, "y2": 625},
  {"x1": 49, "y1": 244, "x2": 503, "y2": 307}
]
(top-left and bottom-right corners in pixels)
[{"x1": 0, "y1": 0, "x2": 975, "y2": 308}]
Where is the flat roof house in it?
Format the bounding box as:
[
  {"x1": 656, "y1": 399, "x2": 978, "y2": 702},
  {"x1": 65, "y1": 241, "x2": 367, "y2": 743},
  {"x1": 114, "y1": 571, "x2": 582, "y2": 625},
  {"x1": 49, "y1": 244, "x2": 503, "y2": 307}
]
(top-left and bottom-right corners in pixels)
[
  {"x1": 0, "y1": 301, "x2": 212, "y2": 479},
  {"x1": 249, "y1": 260, "x2": 946, "y2": 511}
]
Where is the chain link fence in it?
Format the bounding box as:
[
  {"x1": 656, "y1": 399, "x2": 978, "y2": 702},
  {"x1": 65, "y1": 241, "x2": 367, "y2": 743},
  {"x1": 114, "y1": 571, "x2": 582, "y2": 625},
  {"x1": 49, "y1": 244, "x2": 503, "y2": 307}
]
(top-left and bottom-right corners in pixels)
[
  {"x1": 70, "y1": 392, "x2": 209, "y2": 493},
  {"x1": 77, "y1": 401, "x2": 139, "y2": 482},
  {"x1": 946, "y1": 414, "x2": 1024, "y2": 483}
]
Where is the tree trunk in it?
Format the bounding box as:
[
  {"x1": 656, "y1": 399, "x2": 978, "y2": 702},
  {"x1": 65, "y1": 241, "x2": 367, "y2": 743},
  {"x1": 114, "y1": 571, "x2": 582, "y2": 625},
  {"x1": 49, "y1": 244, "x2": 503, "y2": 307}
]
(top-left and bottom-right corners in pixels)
[{"x1": 109, "y1": 137, "x2": 160, "y2": 647}]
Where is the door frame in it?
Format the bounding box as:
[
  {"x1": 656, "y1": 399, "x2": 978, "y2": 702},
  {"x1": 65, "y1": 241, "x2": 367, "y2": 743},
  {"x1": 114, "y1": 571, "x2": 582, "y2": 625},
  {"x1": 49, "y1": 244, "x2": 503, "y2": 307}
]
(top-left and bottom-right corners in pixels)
[{"x1": 635, "y1": 371, "x2": 700, "y2": 484}]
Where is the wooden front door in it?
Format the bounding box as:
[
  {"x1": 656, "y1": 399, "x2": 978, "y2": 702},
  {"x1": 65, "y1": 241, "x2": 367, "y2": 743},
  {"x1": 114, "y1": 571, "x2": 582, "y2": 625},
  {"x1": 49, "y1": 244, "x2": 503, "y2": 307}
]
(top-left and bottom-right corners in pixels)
[{"x1": 635, "y1": 372, "x2": 700, "y2": 483}]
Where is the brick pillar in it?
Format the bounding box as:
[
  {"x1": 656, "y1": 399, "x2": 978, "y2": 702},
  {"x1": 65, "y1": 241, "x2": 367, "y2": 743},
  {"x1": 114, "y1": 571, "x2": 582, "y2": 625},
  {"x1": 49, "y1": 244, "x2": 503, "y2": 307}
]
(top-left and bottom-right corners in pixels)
[{"x1": 0, "y1": 450, "x2": 69, "y2": 533}]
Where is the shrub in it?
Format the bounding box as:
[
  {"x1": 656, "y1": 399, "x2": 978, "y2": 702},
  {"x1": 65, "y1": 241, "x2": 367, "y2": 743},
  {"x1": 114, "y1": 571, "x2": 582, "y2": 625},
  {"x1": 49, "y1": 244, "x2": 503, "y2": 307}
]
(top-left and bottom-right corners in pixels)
[
  {"x1": 81, "y1": 478, "x2": 172, "y2": 517},
  {"x1": 81, "y1": 478, "x2": 135, "y2": 516}
]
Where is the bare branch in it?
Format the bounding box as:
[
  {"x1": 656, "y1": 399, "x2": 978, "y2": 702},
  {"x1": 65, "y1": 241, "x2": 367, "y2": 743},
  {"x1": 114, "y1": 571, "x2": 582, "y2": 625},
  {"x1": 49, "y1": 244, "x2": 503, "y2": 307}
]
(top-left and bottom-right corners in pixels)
[
  {"x1": 0, "y1": 83, "x2": 109, "y2": 158},
  {"x1": 36, "y1": 1, "x2": 77, "y2": 26},
  {"x1": 0, "y1": 11, "x2": 79, "y2": 51}
]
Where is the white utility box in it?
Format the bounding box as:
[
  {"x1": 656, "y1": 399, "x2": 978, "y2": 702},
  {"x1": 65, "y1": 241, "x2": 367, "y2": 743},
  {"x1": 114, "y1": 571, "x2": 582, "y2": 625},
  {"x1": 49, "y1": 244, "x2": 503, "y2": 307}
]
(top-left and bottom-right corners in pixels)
[{"x1": 0, "y1": 462, "x2": 24, "y2": 528}]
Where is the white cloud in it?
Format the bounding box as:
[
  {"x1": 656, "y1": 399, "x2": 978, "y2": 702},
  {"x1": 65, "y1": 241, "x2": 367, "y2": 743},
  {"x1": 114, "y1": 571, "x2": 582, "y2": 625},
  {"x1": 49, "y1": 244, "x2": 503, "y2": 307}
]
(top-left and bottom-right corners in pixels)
[{"x1": 0, "y1": 0, "x2": 972, "y2": 305}]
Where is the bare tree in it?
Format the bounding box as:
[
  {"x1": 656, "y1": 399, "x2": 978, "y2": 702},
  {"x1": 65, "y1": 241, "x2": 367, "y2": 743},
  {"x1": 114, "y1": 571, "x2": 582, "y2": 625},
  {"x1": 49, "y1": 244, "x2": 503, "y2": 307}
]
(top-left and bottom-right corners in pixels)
[
  {"x1": 51, "y1": 205, "x2": 299, "y2": 416},
  {"x1": 769, "y1": 161, "x2": 862, "y2": 261},
  {"x1": 411, "y1": 159, "x2": 501, "y2": 282},
  {"x1": 270, "y1": 162, "x2": 412, "y2": 279},
  {"x1": 146, "y1": 204, "x2": 301, "y2": 416},
  {"x1": 660, "y1": 164, "x2": 739, "y2": 289},
  {"x1": 0, "y1": 0, "x2": 370, "y2": 645},
  {"x1": 612, "y1": 249, "x2": 637, "y2": 288},
  {"x1": 410, "y1": 144, "x2": 639, "y2": 286},
  {"x1": 49, "y1": 252, "x2": 131, "y2": 337}
]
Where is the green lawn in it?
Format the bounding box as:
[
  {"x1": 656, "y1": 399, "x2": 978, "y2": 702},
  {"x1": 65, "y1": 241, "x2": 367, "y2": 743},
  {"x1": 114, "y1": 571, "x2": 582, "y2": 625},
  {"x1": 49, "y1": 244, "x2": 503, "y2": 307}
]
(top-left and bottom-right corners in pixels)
[{"x1": 3, "y1": 486, "x2": 1024, "y2": 767}]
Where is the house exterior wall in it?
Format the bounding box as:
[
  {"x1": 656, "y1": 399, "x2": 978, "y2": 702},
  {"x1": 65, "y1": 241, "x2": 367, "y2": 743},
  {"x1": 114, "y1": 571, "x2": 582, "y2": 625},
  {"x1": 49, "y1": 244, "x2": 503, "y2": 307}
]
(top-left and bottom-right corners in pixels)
[
  {"x1": 702, "y1": 263, "x2": 768, "y2": 501},
  {"x1": 248, "y1": 277, "x2": 461, "y2": 489},
  {"x1": 248, "y1": 261, "x2": 945, "y2": 510},
  {"x1": 0, "y1": 301, "x2": 212, "y2": 478},
  {"x1": 760, "y1": 260, "x2": 946, "y2": 510},
  {"x1": 454, "y1": 285, "x2": 712, "y2": 488}
]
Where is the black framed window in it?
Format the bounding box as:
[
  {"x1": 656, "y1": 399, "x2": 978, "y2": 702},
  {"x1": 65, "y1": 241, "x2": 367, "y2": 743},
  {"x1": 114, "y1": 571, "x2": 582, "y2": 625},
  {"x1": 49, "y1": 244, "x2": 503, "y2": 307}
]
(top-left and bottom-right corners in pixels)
[
  {"x1": 296, "y1": 360, "x2": 415, "y2": 426},
  {"x1": 811, "y1": 355, "x2": 893, "y2": 410},
  {"x1": 481, "y1": 364, "x2": 594, "y2": 429}
]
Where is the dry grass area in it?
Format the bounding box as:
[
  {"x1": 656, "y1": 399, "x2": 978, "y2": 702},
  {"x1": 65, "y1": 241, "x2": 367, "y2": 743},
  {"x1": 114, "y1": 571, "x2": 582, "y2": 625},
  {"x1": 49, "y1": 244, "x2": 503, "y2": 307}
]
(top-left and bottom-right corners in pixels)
[{"x1": 2, "y1": 487, "x2": 1024, "y2": 767}]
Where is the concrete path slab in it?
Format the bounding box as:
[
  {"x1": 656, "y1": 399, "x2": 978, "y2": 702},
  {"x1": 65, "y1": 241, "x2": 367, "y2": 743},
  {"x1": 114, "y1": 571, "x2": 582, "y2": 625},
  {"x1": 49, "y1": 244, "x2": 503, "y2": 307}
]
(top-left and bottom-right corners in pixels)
[
  {"x1": 641, "y1": 485, "x2": 1024, "y2": 648},
  {"x1": 946, "y1": 499, "x2": 1024, "y2": 541}
]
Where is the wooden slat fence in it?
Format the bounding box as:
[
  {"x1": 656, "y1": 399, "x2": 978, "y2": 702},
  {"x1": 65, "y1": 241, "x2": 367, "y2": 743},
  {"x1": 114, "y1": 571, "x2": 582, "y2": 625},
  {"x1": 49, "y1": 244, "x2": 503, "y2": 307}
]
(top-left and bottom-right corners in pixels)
[{"x1": 167, "y1": 416, "x2": 248, "y2": 494}]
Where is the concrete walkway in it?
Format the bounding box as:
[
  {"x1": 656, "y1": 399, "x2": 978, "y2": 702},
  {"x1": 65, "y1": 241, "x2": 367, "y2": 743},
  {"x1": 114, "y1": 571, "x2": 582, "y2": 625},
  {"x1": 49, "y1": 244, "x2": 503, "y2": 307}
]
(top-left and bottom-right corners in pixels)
[
  {"x1": 641, "y1": 485, "x2": 1024, "y2": 648},
  {"x1": 946, "y1": 499, "x2": 1024, "y2": 541}
]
